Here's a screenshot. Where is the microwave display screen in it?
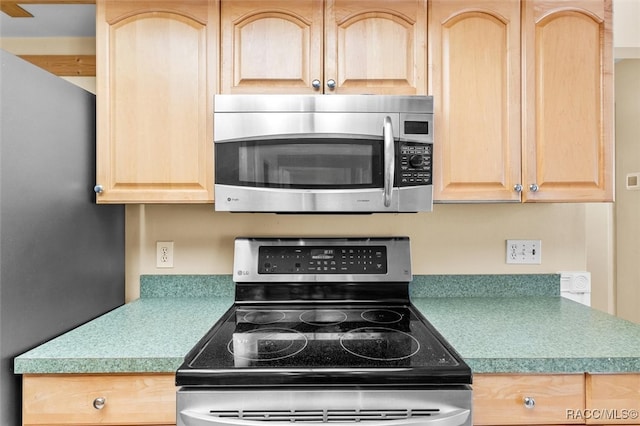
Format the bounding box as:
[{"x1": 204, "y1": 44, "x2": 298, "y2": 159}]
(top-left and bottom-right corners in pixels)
[
  {"x1": 217, "y1": 139, "x2": 384, "y2": 189},
  {"x1": 404, "y1": 121, "x2": 429, "y2": 135}
]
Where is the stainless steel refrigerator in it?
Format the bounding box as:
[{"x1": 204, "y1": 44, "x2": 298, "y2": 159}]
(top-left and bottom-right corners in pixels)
[{"x1": 0, "y1": 50, "x2": 124, "y2": 425}]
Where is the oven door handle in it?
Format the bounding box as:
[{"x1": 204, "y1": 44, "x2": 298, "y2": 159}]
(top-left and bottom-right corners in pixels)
[
  {"x1": 383, "y1": 115, "x2": 395, "y2": 208},
  {"x1": 179, "y1": 409, "x2": 471, "y2": 426}
]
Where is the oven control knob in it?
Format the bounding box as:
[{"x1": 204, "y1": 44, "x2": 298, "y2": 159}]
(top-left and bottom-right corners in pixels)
[
  {"x1": 523, "y1": 396, "x2": 535, "y2": 409},
  {"x1": 409, "y1": 154, "x2": 424, "y2": 168},
  {"x1": 93, "y1": 397, "x2": 106, "y2": 410}
]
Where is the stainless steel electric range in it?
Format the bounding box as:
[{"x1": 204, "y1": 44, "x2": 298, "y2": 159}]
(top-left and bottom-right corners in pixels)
[{"x1": 176, "y1": 237, "x2": 472, "y2": 426}]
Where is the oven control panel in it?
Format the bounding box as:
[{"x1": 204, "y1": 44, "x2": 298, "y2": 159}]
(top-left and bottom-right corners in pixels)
[{"x1": 258, "y1": 246, "x2": 388, "y2": 274}]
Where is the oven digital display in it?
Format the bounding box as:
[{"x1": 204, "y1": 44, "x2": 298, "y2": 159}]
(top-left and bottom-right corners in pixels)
[
  {"x1": 310, "y1": 249, "x2": 334, "y2": 260},
  {"x1": 258, "y1": 246, "x2": 387, "y2": 274}
]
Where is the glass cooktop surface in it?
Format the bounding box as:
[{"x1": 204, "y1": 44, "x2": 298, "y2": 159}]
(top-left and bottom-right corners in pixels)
[
  {"x1": 189, "y1": 307, "x2": 458, "y2": 368},
  {"x1": 177, "y1": 303, "x2": 472, "y2": 387},
  {"x1": 188, "y1": 305, "x2": 458, "y2": 369}
]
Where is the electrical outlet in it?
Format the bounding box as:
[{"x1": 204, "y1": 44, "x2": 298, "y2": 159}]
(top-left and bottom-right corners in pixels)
[
  {"x1": 156, "y1": 241, "x2": 174, "y2": 268},
  {"x1": 506, "y1": 240, "x2": 541, "y2": 264}
]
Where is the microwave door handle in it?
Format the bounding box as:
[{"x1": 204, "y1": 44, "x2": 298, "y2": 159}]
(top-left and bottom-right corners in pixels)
[{"x1": 383, "y1": 116, "x2": 395, "y2": 208}]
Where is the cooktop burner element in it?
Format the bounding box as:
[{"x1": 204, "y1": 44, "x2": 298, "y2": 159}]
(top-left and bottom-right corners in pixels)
[
  {"x1": 300, "y1": 309, "x2": 347, "y2": 326},
  {"x1": 361, "y1": 308, "x2": 403, "y2": 324},
  {"x1": 242, "y1": 310, "x2": 286, "y2": 324},
  {"x1": 340, "y1": 327, "x2": 420, "y2": 361},
  {"x1": 177, "y1": 237, "x2": 472, "y2": 388},
  {"x1": 227, "y1": 327, "x2": 308, "y2": 362}
]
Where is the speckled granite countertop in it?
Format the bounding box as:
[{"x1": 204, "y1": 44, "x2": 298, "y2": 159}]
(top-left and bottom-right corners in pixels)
[
  {"x1": 412, "y1": 297, "x2": 640, "y2": 373},
  {"x1": 14, "y1": 274, "x2": 640, "y2": 375},
  {"x1": 14, "y1": 275, "x2": 235, "y2": 374}
]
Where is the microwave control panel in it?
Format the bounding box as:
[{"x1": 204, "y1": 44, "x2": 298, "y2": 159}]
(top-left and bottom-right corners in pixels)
[{"x1": 398, "y1": 142, "x2": 432, "y2": 187}]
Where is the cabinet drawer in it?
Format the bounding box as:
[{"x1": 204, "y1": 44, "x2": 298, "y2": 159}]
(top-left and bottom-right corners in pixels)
[
  {"x1": 586, "y1": 374, "x2": 640, "y2": 424},
  {"x1": 23, "y1": 374, "x2": 176, "y2": 425},
  {"x1": 473, "y1": 374, "x2": 585, "y2": 425}
]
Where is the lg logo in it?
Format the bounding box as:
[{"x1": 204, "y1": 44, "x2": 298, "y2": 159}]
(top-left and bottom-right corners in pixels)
[{"x1": 237, "y1": 270, "x2": 250, "y2": 276}]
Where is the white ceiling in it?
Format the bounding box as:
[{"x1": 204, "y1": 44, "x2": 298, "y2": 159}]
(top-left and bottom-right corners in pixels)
[
  {"x1": 0, "y1": 4, "x2": 95, "y2": 38},
  {"x1": 0, "y1": 2, "x2": 637, "y2": 54}
]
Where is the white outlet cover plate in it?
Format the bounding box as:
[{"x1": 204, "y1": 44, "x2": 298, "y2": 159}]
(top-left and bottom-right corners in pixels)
[
  {"x1": 156, "y1": 241, "x2": 174, "y2": 268},
  {"x1": 506, "y1": 239, "x2": 542, "y2": 264}
]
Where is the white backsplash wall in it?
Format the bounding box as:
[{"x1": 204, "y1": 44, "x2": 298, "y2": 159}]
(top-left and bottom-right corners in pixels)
[{"x1": 125, "y1": 202, "x2": 613, "y2": 314}]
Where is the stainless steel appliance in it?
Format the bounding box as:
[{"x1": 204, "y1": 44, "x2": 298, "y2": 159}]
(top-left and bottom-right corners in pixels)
[
  {"x1": 1, "y1": 51, "x2": 124, "y2": 425},
  {"x1": 214, "y1": 95, "x2": 434, "y2": 213},
  {"x1": 176, "y1": 237, "x2": 472, "y2": 426}
]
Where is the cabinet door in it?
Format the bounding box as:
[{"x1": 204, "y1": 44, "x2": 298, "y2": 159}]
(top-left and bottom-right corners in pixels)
[
  {"x1": 429, "y1": 0, "x2": 521, "y2": 201},
  {"x1": 325, "y1": 0, "x2": 427, "y2": 95},
  {"x1": 586, "y1": 374, "x2": 640, "y2": 424},
  {"x1": 521, "y1": 0, "x2": 613, "y2": 202},
  {"x1": 220, "y1": 0, "x2": 323, "y2": 94},
  {"x1": 96, "y1": 0, "x2": 215, "y2": 203},
  {"x1": 22, "y1": 374, "x2": 176, "y2": 425}
]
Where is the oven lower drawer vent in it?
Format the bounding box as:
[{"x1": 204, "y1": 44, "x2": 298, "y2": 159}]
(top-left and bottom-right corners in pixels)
[{"x1": 209, "y1": 409, "x2": 441, "y2": 422}]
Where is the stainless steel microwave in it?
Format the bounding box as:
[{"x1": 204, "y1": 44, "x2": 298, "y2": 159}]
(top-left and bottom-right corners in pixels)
[{"x1": 214, "y1": 95, "x2": 433, "y2": 213}]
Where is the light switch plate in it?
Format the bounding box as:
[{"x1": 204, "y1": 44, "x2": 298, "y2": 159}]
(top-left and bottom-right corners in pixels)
[{"x1": 626, "y1": 172, "x2": 640, "y2": 190}]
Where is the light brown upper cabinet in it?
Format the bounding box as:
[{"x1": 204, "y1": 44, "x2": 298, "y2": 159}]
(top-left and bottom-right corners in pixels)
[
  {"x1": 94, "y1": 0, "x2": 611, "y2": 204},
  {"x1": 95, "y1": 0, "x2": 216, "y2": 203},
  {"x1": 430, "y1": 0, "x2": 613, "y2": 202},
  {"x1": 220, "y1": 0, "x2": 427, "y2": 94},
  {"x1": 521, "y1": 0, "x2": 613, "y2": 202},
  {"x1": 430, "y1": 0, "x2": 522, "y2": 202}
]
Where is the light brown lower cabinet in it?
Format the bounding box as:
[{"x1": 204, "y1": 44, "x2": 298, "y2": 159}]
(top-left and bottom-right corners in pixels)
[
  {"x1": 586, "y1": 374, "x2": 640, "y2": 425},
  {"x1": 473, "y1": 373, "x2": 586, "y2": 425},
  {"x1": 21, "y1": 372, "x2": 640, "y2": 426},
  {"x1": 474, "y1": 373, "x2": 640, "y2": 426},
  {"x1": 22, "y1": 373, "x2": 176, "y2": 425}
]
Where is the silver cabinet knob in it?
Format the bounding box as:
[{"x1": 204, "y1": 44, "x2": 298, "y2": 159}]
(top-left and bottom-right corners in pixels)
[
  {"x1": 523, "y1": 396, "x2": 535, "y2": 409},
  {"x1": 326, "y1": 79, "x2": 336, "y2": 90},
  {"x1": 93, "y1": 185, "x2": 104, "y2": 194},
  {"x1": 529, "y1": 183, "x2": 539, "y2": 192},
  {"x1": 312, "y1": 79, "x2": 321, "y2": 89},
  {"x1": 93, "y1": 397, "x2": 106, "y2": 410},
  {"x1": 514, "y1": 184, "x2": 523, "y2": 193}
]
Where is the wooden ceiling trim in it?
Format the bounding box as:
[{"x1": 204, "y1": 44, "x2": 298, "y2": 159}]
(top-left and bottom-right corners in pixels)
[
  {"x1": 1, "y1": 0, "x2": 95, "y2": 17},
  {"x1": 1, "y1": 2, "x2": 34, "y2": 17},
  {"x1": 8, "y1": 0, "x2": 94, "y2": 3},
  {"x1": 18, "y1": 54, "x2": 96, "y2": 76}
]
